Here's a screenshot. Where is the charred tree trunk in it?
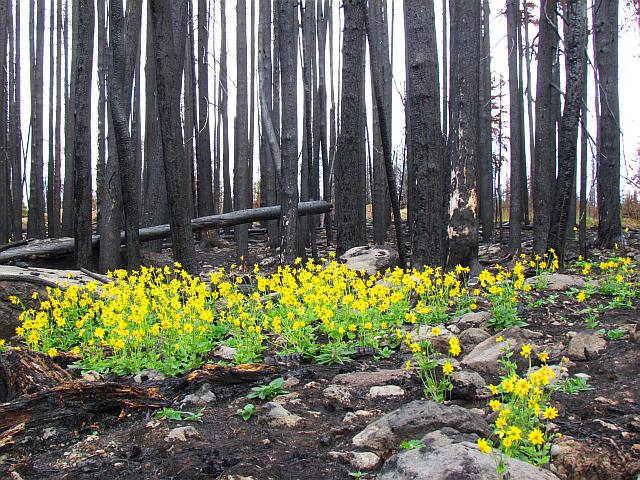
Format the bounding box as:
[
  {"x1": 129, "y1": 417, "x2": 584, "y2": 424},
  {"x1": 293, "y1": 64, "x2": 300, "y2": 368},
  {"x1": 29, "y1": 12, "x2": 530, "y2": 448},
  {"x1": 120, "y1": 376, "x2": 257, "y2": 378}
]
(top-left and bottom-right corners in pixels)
[
  {"x1": 46, "y1": 0, "x2": 59, "y2": 237},
  {"x1": 10, "y1": 0, "x2": 23, "y2": 241},
  {"x1": 142, "y1": 0, "x2": 167, "y2": 253},
  {"x1": 447, "y1": 0, "x2": 480, "y2": 270},
  {"x1": 28, "y1": 0, "x2": 46, "y2": 239},
  {"x1": 594, "y1": 0, "x2": 621, "y2": 248},
  {"x1": 369, "y1": 0, "x2": 392, "y2": 246},
  {"x1": 0, "y1": 0, "x2": 8, "y2": 243},
  {"x1": 533, "y1": 0, "x2": 558, "y2": 254},
  {"x1": 319, "y1": 0, "x2": 332, "y2": 245},
  {"x1": 259, "y1": 0, "x2": 279, "y2": 248},
  {"x1": 236, "y1": 0, "x2": 250, "y2": 262},
  {"x1": 220, "y1": 1, "x2": 232, "y2": 220},
  {"x1": 278, "y1": 0, "x2": 302, "y2": 263},
  {"x1": 506, "y1": 0, "x2": 523, "y2": 254},
  {"x1": 73, "y1": 0, "x2": 95, "y2": 269},
  {"x1": 150, "y1": 0, "x2": 199, "y2": 273},
  {"x1": 61, "y1": 0, "x2": 78, "y2": 237},
  {"x1": 335, "y1": 0, "x2": 367, "y2": 256},
  {"x1": 548, "y1": 0, "x2": 587, "y2": 263},
  {"x1": 197, "y1": 0, "x2": 215, "y2": 220},
  {"x1": 53, "y1": 0, "x2": 63, "y2": 237},
  {"x1": 404, "y1": 1, "x2": 445, "y2": 268},
  {"x1": 478, "y1": 0, "x2": 493, "y2": 242}
]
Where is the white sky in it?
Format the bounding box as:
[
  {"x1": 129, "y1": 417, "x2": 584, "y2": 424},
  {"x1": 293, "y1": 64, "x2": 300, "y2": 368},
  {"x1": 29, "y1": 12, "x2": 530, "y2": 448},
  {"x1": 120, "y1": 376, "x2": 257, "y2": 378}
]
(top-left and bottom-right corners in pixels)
[{"x1": 13, "y1": 0, "x2": 640, "y2": 202}]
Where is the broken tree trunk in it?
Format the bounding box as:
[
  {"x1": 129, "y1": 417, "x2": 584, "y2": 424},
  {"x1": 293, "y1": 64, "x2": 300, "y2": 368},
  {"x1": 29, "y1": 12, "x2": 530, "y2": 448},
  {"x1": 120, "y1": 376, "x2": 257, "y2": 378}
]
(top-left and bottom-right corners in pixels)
[{"x1": 0, "y1": 201, "x2": 332, "y2": 263}]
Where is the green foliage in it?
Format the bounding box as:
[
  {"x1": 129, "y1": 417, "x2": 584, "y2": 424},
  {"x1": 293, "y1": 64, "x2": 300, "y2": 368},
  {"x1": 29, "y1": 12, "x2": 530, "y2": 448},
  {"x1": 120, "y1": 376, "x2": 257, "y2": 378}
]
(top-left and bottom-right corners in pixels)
[
  {"x1": 399, "y1": 439, "x2": 426, "y2": 450},
  {"x1": 550, "y1": 376, "x2": 593, "y2": 395},
  {"x1": 606, "y1": 328, "x2": 626, "y2": 341},
  {"x1": 247, "y1": 377, "x2": 288, "y2": 401},
  {"x1": 153, "y1": 407, "x2": 204, "y2": 422},
  {"x1": 237, "y1": 403, "x2": 256, "y2": 421},
  {"x1": 314, "y1": 343, "x2": 354, "y2": 365}
]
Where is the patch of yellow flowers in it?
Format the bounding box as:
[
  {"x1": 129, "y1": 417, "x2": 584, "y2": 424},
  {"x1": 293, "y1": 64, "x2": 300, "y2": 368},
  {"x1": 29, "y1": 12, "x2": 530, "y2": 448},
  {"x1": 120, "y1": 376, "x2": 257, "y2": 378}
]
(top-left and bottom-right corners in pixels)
[{"x1": 15, "y1": 252, "x2": 560, "y2": 376}]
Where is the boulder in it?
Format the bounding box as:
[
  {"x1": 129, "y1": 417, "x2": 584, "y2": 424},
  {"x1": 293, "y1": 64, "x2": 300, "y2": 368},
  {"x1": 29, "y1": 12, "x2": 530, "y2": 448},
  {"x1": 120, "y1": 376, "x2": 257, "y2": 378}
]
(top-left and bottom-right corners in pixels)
[
  {"x1": 458, "y1": 327, "x2": 492, "y2": 350},
  {"x1": 351, "y1": 400, "x2": 490, "y2": 451},
  {"x1": 323, "y1": 384, "x2": 353, "y2": 409},
  {"x1": 451, "y1": 370, "x2": 486, "y2": 400},
  {"x1": 165, "y1": 426, "x2": 201, "y2": 442},
  {"x1": 332, "y1": 369, "x2": 411, "y2": 389},
  {"x1": 462, "y1": 327, "x2": 543, "y2": 376},
  {"x1": 567, "y1": 331, "x2": 607, "y2": 361},
  {"x1": 525, "y1": 273, "x2": 585, "y2": 291},
  {"x1": 368, "y1": 385, "x2": 405, "y2": 398},
  {"x1": 327, "y1": 451, "x2": 382, "y2": 471},
  {"x1": 340, "y1": 245, "x2": 399, "y2": 276},
  {"x1": 180, "y1": 383, "x2": 217, "y2": 407},
  {"x1": 378, "y1": 441, "x2": 559, "y2": 480},
  {"x1": 262, "y1": 402, "x2": 303, "y2": 428},
  {"x1": 451, "y1": 311, "x2": 492, "y2": 329}
]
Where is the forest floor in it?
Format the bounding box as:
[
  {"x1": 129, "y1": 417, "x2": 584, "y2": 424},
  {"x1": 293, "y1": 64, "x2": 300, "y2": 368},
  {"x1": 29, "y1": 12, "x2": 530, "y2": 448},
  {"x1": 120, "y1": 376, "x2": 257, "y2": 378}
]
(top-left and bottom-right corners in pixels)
[{"x1": 0, "y1": 226, "x2": 639, "y2": 479}]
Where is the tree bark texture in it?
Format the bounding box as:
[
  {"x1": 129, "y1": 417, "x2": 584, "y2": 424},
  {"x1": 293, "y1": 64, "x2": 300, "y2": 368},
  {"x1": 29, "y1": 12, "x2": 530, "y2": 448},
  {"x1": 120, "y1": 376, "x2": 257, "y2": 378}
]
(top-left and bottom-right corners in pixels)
[
  {"x1": 404, "y1": 0, "x2": 445, "y2": 268},
  {"x1": 150, "y1": 0, "x2": 199, "y2": 273},
  {"x1": 335, "y1": 0, "x2": 367, "y2": 256},
  {"x1": 447, "y1": 0, "x2": 480, "y2": 270},
  {"x1": 594, "y1": 0, "x2": 621, "y2": 248},
  {"x1": 478, "y1": 0, "x2": 493, "y2": 242}
]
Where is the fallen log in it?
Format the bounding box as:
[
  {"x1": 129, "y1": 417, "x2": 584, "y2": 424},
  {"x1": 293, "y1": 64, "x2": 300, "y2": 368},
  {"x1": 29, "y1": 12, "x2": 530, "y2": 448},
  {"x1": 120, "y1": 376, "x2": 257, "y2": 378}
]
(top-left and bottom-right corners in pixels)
[
  {"x1": 0, "y1": 349, "x2": 73, "y2": 402},
  {"x1": 0, "y1": 382, "x2": 167, "y2": 451},
  {"x1": 180, "y1": 363, "x2": 283, "y2": 387},
  {"x1": 0, "y1": 201, "x2": 332, "y2": 264}
]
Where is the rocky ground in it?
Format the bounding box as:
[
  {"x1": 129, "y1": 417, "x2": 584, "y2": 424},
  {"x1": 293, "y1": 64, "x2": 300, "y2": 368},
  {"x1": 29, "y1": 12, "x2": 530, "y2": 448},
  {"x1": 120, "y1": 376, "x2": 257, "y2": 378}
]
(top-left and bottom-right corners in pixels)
[{"x1": 0, "y1": 230, "x2": 639, "y2": 479}]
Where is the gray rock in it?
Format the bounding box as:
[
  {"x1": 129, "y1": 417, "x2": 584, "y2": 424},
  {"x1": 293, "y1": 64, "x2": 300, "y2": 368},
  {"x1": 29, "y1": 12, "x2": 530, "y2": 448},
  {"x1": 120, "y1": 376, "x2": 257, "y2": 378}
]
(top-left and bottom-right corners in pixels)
[
  {"x1": 259, "y1": 257, "x2": 278, "y2": 268},
  {"x1": 333, "y1": 369, "x2": 411, "y2": 389},
  {"x1": 165, "y1": 426, "x2": 201, "y2": 442},
  {"x1": 133, "y1": 369, "x2": 166, "y2": 384},
  {"x1": 340, "y1": 245, "x2": 399, "y2": 276},
  {"x1": 458, "y1": 327, "x2": 492, "y2": 350},
  {"x1": 351, "y1": 400, "x2": 490, "y2": 451},
  {"x1": 451, "y1": 311, "x2": 492, "y2": 329},
  {"x1": 180, "y1": 383, "x2": 216, "y2": 407},
  {"x1": 262, "y1": 402, "x2": 303, "y2": 428},
  {"x1": 378, "y1": 441, "x2": 559, "y2": 480},
  {"x1": 462, "y1": 327, "x2": 543, "y2": 376},
  {"x1": 212, "y1": 345, "x2": 237, "y2": 361},
  {"x1": 368, "y1": 385, "x2": 405, "y2": 398},
  {"x1": 81, "y1": 371, "x2": 103, "y2": 382},
  {"x1": 451, "y1": 370, "x2": 486, "y2": 400},
  {"x1": 327, "y1": 451, "x2": 382, "y2": 471},
  {"x1": 525, "y1": 273, "x2": 585, "y2": 291},
  {"x1": 323, "y1": 384, "x2": 353, "y2": 408},
  {"x1": 567, "y1": 331, "x2": 607, "y2": 361},
  {"x1": 409, "y1": 325, "x2": 453, "y2": 354},
  {"x1": 420, "y1": 427, "x2": 479, "y2": 449}
]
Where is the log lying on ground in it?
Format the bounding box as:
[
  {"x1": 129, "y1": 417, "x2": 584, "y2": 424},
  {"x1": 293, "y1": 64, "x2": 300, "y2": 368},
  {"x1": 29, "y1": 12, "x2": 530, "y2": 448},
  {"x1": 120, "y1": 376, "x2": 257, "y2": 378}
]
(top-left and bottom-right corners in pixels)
[
  {"x1": 0, "y1": 201, "x2": 332, "y2": 264},
  {"x1": 179, "y1": 363, "x2": 283, "y2": 387},
  {"x1": 0, "y1": 349, "x2": 73, "y2": 402},
  {"x1": 0, "y1": 382, "x2": 167, "y2": 451}
]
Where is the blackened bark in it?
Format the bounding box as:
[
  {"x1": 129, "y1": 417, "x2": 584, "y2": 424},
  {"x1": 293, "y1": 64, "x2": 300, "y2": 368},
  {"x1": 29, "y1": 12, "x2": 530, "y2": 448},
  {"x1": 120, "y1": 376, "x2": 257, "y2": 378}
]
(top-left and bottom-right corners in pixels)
[
  {"x1": 579, "y1": 57, "x2": 588, "y2": 259},
  {"x1": 447, "y1": 0, "x2": 480, "y2": 270},
  {"x1": 369, "y1": 0, "x2": 392, "y2": 246},
  {"x1": 278, "y1": 0, "x2": 301, "y2": 263},
  {"x1": 220, "y1": 0, "x2": 232, "y2": 219},
  {"x1": 197, "y1": 0, "x2": 215, "y2": 218},
  {"x1": 28, "y1": 0, "x2": 46, "y2": 239},
  {"x1": 533, "y1": 0, "x2": 557, "y2": 253},
  {"x1": 142, "y1": 1, "x2": 167, "y2": 253},
  {"x1": 319, "y1": 0, "x2": 332, "y2": 245},
  {"x1": 248, "y1": 0, "x2": 256, "y2": 207},
  {"x1": 236, "y1": 0, "x2": 250, "y2": 261},
  {"x1": 73, "y1": 0, "x2": 94, "y2": 269},
  {"x1": 0, "y1": 0, "x2": 7, "y2": 243},
  {"x1": 61, "y1": 0, "x2": 77, "y2": 236},
  {"x1": 506, "y1": 0, "x2": 523, "y2": 254},
  {"x1": 594, "y1": 0, "x2": 621, "y2": 248},
  {"x1": 108, "y1": 0, "x2": 143, "y2": 270},
  {"x1": 548, "y1": 0, "x2": 587, "y2": 263},
  {"x1": 478, "y1": 0, "x2": 493, "y2": 242},
  {"x1": 47, "y1": 0, "x2": 59, "y2": 237},
  {"x1": 10, "y1": 0, "x2": 22, "y2": 240},
  {"x1": 335, "y1": 0, "x2": 366, "y2": 256},
  {"x1": 403, "y1": 1, "x2": 445, "y2": 268},
  {"x1": 150, "y1": 0, "x2": 199, "y2": 273},
  {"x1": 54, "y1": 0, "x2": 63, "y2": 237},
  {"x1": 259, "y1": 0, "x2": 279, "y2": 246}
]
